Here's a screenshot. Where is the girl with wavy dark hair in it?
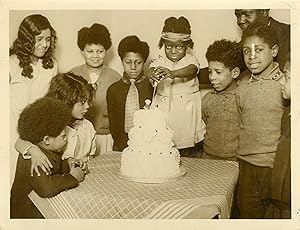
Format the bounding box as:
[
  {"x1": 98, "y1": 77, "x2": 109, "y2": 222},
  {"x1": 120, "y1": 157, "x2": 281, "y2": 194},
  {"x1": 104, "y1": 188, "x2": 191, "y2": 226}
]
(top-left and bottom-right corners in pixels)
[{"x1": 9, "y1": 14, "x2": 57, "y2": 186}]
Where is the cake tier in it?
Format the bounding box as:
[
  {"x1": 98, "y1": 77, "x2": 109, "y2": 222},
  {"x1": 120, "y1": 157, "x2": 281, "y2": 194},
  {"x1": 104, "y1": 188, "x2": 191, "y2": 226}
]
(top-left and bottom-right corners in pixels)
[
  {"x1": 127, "y1": 126, "x2": 174, "y2": 148},
  {"x1": 121, "y1": 147, "x2": 180, "y2": 179}
]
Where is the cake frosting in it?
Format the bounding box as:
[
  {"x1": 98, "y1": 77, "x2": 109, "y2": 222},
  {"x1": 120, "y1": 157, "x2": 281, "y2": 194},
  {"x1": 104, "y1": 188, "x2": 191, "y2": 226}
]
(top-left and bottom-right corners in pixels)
[{"x1": 121, "y1": 107, "x2": 181, "y2": 179}]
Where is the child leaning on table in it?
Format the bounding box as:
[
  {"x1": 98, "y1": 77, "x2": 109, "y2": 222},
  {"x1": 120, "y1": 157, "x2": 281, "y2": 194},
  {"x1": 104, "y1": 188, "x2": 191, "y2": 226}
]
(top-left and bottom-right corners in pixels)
[
  {"x1": 10, "y1": 97, "x2": 85, "y2": 218},
  {"x1": 148, "y1": 16, "x2": 205, "y2": 157},
  {"x1": 235, "y1": 23, "x2": 286, "y2": 219},
  {"x1": 201, "y1": 39, "x2": 244, "y2": 161},
  {"x1": 15, "y1": 72, "x2": 96, "y2": 176}
]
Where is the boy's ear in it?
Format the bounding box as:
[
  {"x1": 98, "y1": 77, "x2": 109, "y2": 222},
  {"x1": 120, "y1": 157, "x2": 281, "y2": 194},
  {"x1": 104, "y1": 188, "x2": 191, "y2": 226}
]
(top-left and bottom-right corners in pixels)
[
  {"x1": 232, "y1": 67, "x2": 240, "y2": 79},
  {"x1": 260, "y1": 9, "x2": 269, "y2": 18},
  {"x1": 42, "y1": 136, "x2": 52, "y2": 145},
  {"x1": 271, "y1": 44, "x2": 279, "y2": 58}
]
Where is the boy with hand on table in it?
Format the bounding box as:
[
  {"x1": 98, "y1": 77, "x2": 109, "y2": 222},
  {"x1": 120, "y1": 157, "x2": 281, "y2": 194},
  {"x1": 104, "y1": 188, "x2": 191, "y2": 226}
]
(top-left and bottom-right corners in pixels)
[
  {"x1": 10, "y1": 97, "x2": 85, "y2": 218},
  {"x1": 201, "y1": 39, "x2": 244, "y2": 161}
]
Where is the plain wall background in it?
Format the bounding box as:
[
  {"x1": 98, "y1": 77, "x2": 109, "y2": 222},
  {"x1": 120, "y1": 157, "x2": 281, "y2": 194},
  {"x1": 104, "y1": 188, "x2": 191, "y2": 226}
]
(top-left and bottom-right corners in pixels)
[{"x1": 9, "y1": 9, "x2": 290, "y2": 75}]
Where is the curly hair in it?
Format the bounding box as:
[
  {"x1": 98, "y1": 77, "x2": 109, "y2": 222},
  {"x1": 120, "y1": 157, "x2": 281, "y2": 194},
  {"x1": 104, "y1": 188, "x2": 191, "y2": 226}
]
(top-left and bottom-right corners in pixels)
[
  {"x1": 9, "y1": 14, "x2": 57, "y2": 79},
  {"x1": 206, "y1": 39, "x2": 244, "y2": 71},
  {"x1": 118, "y1": 35, "x2": 150, "y2": 61},
  {"x1": 46, "y1": 72, "x2": 95, "y2": 108},
  {"x1": 17, "y1": 97, "x2": 72, "y2": 144},
  {"x1": 77, "y1": 23, "x2": 112, "y2": 50},
  {"x1": 158, "y1": 16, "x2": 194, "y2": 49},
  {"x1": 241, "y1": 23, "x2": 279, "y2": 48}
]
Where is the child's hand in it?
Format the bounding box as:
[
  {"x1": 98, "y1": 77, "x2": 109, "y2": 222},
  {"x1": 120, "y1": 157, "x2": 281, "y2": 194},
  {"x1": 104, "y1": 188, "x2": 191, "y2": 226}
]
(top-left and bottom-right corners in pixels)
[
  {"x1": 30, "y1": 146, "x2": 53, "y2": 176},
  {"x1": 149, "y1": 67, "x2": 161, "y2": 82},
  {"x1": 153, "y1": 67, "x2": 173, "y2": 81},
  {"x1": 69, "y1": 165, "x2": 85, "y2": 182}
]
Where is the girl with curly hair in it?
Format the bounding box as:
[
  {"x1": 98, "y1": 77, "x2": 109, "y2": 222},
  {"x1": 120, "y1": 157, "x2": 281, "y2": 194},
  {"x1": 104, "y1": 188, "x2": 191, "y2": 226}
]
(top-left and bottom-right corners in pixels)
[
  {"x1": 71, "y1": 23, "x2": 121, "y2": 155},
  {"x1": 9, "y1": 14, "x2": 57, "y2": 185}
]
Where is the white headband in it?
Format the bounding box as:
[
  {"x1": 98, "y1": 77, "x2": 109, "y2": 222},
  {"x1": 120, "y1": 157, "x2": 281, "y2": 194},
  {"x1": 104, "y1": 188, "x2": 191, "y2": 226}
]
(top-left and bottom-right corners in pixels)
[{"x1": 161, "y1": 32, "x2": 191, "y2": 42}]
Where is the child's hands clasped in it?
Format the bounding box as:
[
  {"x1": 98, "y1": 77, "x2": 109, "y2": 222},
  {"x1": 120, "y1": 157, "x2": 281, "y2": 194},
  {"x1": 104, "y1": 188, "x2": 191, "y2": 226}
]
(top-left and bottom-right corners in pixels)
[
  {"x1": 151, "y1": 67, "x2": 174, "y2": 82},
  {"x1": 69, "y1": 165, "x2": 85, "y2": 182},
  {"x1": 30, "y1": 146, "x2": 53, "y2": 176},
  {"x1": 68, "y1": 158, "x2": 89, "y2": 175}
]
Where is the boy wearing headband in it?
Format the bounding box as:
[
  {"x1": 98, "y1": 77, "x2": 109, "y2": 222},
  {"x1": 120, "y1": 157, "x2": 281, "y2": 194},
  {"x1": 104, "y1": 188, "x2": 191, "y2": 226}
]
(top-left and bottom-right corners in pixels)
[{"x1": 149, "y1": 16, "x2": 205, "y2": 157}]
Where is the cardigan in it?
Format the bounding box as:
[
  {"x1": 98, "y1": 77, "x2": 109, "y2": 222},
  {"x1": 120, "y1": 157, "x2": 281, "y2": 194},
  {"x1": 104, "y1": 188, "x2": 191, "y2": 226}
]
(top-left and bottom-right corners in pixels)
[{"x1": 107, "y1": 75, "x2": 153, "y2": 151}]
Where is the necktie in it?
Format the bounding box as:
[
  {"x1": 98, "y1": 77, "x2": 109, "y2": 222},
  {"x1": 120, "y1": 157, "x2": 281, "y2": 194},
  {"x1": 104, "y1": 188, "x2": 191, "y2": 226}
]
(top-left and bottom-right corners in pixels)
[{"x1": 124, "y1": 79, "x2": 140, "y2": 133}]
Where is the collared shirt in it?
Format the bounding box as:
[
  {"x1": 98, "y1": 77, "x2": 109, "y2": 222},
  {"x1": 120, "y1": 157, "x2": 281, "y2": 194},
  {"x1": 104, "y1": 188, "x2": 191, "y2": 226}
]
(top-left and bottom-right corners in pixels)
[
  {"x1": 62, "y1": 118, "x2": 97, "y2": 163},
  {"x1": 202, "y1": 87, "x2": 239, "y2": 159},
  {"x1": 121, "y1": 72, "x2": 145, "y2": 85},
  {"x1": 107, "y1": 75, "x2": 153, "y2": 151},
  {"x1": 236, "y1": 63, "x2": 285, "y2": 167}
]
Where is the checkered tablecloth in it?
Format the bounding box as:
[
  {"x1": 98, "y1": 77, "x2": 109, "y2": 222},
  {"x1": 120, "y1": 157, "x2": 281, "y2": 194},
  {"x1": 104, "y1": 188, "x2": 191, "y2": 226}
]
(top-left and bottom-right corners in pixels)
[{"x1": 29, "y1": 152, "x2": 239, "y2": 219}]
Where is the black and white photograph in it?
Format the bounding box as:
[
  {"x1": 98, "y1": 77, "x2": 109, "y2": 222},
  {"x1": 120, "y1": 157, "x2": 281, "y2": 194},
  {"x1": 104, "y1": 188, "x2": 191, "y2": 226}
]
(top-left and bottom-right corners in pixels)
[{"x1": 1, "y1": 0, "x2": 300, "y2": 229}]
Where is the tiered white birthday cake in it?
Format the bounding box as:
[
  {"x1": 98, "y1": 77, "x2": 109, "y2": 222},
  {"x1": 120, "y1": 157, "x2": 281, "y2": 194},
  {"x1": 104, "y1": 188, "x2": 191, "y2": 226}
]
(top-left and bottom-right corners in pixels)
[{"x1": 120, "y1": 103, "x2": 184, "y2": 182}]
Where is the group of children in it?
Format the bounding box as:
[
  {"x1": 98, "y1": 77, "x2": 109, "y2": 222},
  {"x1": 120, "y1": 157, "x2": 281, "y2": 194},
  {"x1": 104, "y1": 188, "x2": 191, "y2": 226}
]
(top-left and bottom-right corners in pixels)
[{"x1": 9, "y1": 14, "x2": 291, "y2": 219}]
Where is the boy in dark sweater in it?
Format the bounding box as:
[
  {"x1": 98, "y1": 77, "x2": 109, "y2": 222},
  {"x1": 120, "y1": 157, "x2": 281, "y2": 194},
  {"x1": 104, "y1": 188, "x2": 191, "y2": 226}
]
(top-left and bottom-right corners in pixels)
[
  {"x1": 10, "y1": 97, "x2": 85, "y2": 218},
  {"x1": 107, "y1": 36, "x2": 153, "y2": 151}
]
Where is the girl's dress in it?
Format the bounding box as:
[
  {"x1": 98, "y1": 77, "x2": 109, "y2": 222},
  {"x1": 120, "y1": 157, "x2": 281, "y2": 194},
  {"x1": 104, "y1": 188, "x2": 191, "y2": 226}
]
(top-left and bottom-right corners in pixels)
[
  {"x1": 9, "y1": 54, "x2": 57, "y2": 185},
  {"x1": 62, "y1": 119, "x2": 97, "y2": 163},
  {"x1": 150, "y1": 51, "x2": 206, "y2": 149},
  {"x1": 71, "y1": 64, "x2": 121, "y2": 155}
]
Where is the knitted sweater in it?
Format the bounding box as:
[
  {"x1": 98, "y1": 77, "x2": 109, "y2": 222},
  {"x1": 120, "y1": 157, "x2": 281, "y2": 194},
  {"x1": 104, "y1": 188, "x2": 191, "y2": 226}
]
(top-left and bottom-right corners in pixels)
[{"x1": 236, "y1": 63, "x2": 285, "y2": 167}]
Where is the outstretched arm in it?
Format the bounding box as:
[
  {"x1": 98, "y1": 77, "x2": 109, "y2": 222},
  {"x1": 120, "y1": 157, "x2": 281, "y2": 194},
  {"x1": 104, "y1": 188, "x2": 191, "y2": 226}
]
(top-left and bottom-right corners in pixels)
[{"x1": 154, "y1": 64, "x2": 198, "y2": 81}]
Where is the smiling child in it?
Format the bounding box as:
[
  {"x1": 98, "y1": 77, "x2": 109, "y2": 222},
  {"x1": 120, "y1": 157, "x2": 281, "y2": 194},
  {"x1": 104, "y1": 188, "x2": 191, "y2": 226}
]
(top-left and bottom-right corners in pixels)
[{"x1": 202, "y1": 39, "x2": 244, "y2": 160}]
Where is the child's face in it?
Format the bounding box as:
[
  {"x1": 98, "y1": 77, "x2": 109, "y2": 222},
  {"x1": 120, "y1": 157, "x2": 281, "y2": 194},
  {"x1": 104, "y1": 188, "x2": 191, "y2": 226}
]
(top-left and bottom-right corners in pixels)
[
  {"x1": 47, "y1": 128, "x2": 68, "y2": 153},
  {"x1": 82, "y1": 43, "x2": 106, "y2": 68},
  {"x1": 72, "y1": 97, "x2": 90, "y2": 119},
  {"x1": 280, "y1": 62, "x2": 291, "y2": 100},
  {"x1": 243, "y1": 36, "x2": 277, "y2": 75},
  {"x1": 208, "y1": 61, "x2": 237, "y2": 92},
  {"x1": 122, "y1": 52, "x2": 145, "y2": 79},
  {"x1": 164, "y1": 40, "x2": 188, "y2": 62},
  {"x1": 32, "y1": 28, "x2": 51, "y2": 58}
]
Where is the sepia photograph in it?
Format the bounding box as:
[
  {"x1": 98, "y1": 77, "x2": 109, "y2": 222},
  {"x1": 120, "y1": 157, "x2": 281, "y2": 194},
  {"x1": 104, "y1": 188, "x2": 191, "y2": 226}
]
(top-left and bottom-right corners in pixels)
[{"x1": 1, "y1": 0, "x2": 300, "y2": 229}]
